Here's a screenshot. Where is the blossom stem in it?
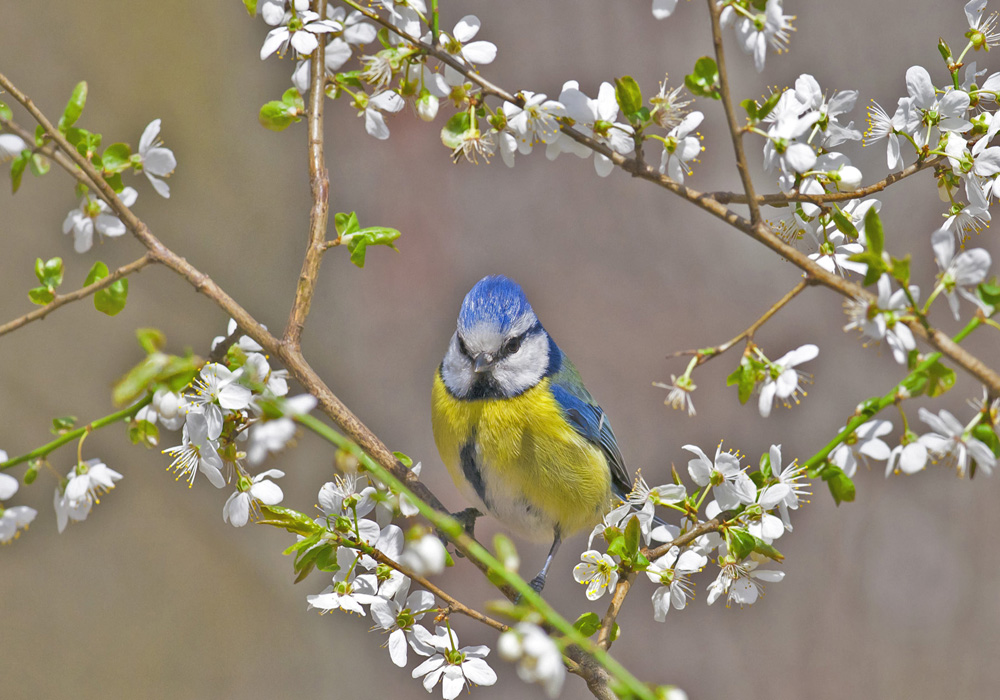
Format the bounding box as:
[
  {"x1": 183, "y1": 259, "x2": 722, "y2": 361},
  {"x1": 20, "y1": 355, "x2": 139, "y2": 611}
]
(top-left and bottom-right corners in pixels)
[{"x1": 0, "y1": 395, "x2": 152, "y2": 472}]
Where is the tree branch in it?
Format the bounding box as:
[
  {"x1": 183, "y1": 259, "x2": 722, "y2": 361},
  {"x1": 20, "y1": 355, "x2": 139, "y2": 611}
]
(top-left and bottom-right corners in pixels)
[
  {"x1": 283, "y1": 0, "x2": 331, "y2": 347},
  {"x1": 707, "y1": 0, "x2": 761, "y2": 224},
  {"x1": 707, "y1": 155, "x2": 945, "y2": 205},
  {"x1": 669, "y1": 278, "x2": 811, "y2": 367},
  {"x1": 0, "y1": 254, "x2": 153, "y2": 338}
]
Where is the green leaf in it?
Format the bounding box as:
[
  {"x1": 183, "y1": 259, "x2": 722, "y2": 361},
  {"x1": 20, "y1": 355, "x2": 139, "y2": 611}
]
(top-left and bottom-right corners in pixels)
[
  {"x1": 573, "y1": 612, "x2": 601, "y2": 637},
  {"x1": 614, "y1": 76, "x2": 643, "y2": 120},
  {"x1": 243, "y1": 0, "x2": 258, "y2": 16},
  {"x1": 84, "y1": 260, "x2": 109, "y2": 286},
  {"x1": 831, "y1": 208, "x2": 859, "y2": 239},
  {"x1": 0, "y1": 101, "x2": 11, "y2": 121},
  {"x1": 104, "y1": 172, "x2": 125, "y2": 193},
  {"x1": 924, "y1": 359, "x2": 956, "y2": 397},
  {"x1": 890, "y1": 255, "x2": 911, "y2": 285},
  {"x1": 57, "y1": 81, "x2": 88, "y2": 133},
  {"x1": 259, "y1": 100, "x2": 301, "y2": 131},
  {"x1": 849, "y1": 250, "x2": 887, "y2": 287},
  {"x1": 35, "y1": 256, "x2": 64, "y2": 288},
  {"x1": 259, "y1": 505, "x2": 324, "y2": 536},
  {"x1": 623, "y1": 514, "x2": 641, "y2": 558},
  {"x1": 972, "y1": 423, "x2": 999, "y2": 460},
  {"x1": 51, "y1": 416, "x2": 78, "y2": 435},
  {"x1": 95, "y1": 278, "x2": 128, "y2": 316},
  {"x1": 127, "y1": 419, "x2": 160, "y2": 447},
  {"x1": 346, "y1": 226, "x2": 401, "y2": 268},
  {"x1": 29, "y1": 153, "x2": 50, "y2": 177},
  {"x1": 28, "y1": 286, "x2": 54, "y2": 305},
  {"x1": 440, "y1": 111, "x2": 472, "y2": 150},
  {"x1": 899, "y1": 370, "x2": 929, "y2": 397},
  {"x1": 752, "y1": 535, "x2": 784, "y2": 562},
  {"x1": 334, "y1": 211, "x2": 361, "y2": 237},
  {"x1": 726, "y1": 360, "x2": 757, "y2": 405},
  {"x1": 10, "y1": 152, "x2": 27, "y2": 193},
  {"x1": 102, "y1": 143, "x2": 132, "y2": 174},
  {"x1": 610, "y1": 623, "x2": 620, "y2": 642},
  {"x1": 741, "y1": 98, "x2": 759, "y2": 122},
  {"x1": 976, "y1": 280, "x2": 1000, "y2": 310},
  {"x1": 112, "y1": 350, "x2": 200, "y2": 406},
  {"x1": 821, "y1": 464, "x2": 855, "y2": 505},
  {"x1": 864, "y1": 205, "x2": 884, "y2": 256},
  {"x1": 757, "y1": 90, "x2": 782, "y2": 121},
  {"x1": 727, "y1": 528, "x2": 755, "y2": 560},
  {"x1": 684, "y1": 57, "x2": 720, "y2": 100},
  {"x1": 393, "y1": 450, "x2": 414, "y2": 468},
  {"x1": 281, "y1": 87, "x2": 305, "y2": 111}
]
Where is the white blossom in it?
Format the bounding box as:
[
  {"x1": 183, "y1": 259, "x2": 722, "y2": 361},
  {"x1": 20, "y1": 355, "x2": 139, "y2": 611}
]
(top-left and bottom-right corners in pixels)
[
  {"x1": 573, "y1": 550, "x2": 619, "y2": 600},
  {"x1": 223, "y1": 469, "x2": 285, "y2": 527},
  {"x1": 931, "y1": 226, "x2": 992, "y2": 320},
  {"x1": 411, "y1": 626, "x2": 497, "y2": 700},
  {"x1": 497, "y1": 622, "x2": 565, "y2": 698},
  {"x1": 830, "y1": 419, "x2": 893, "y2": 478},
  {"x1": 62, "y1": 187, "x2": 137, "y2": 254},
  {"x1": 758, "y1": 344, "x2": 818, "y2": 418},
  {"x1": 684, "y1": 443, "x2": 756, "y2": 509},
  {"x1": 137, "y1": 119, "x2": 176, "y2": 198}
]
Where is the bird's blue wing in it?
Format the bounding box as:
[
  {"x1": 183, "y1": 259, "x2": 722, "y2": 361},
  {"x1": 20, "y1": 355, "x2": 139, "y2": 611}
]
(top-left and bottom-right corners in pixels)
[{"x1": 549, "y1": 381, "x2": 632, "y2": 502}]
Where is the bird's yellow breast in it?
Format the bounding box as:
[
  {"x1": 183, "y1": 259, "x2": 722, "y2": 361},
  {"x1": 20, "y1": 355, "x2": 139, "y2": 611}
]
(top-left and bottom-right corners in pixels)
[{"x1": 431, "y1": 371, "x2": 612, "y2": 539}]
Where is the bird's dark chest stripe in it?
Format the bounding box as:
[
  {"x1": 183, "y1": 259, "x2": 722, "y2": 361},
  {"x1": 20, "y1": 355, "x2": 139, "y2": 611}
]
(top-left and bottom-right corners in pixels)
[{"x1": 460, "y1": 440, "x2": 489, "y2": 508}]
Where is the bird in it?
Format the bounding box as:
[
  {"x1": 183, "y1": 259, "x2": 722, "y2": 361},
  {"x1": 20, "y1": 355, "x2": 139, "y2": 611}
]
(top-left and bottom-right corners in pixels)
[{"x1": 431, "y1": 275, "x2": 632, "y2": 593}]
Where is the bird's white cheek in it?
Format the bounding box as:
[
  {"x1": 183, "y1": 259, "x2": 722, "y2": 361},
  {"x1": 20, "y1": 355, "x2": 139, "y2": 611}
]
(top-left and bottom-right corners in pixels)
[
  {"x1": 492, "y1": 335, "x2": 548, "y2": 396},
  {"x1": 441, "y1": 343, "x2": 475, "y2": 397}
]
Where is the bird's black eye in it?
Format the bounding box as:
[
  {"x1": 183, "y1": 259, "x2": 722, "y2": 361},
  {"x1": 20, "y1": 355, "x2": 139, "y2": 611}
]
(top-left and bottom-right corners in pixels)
[{"x1": 502, "y1": 335, "x2": 522, "y2": 356}]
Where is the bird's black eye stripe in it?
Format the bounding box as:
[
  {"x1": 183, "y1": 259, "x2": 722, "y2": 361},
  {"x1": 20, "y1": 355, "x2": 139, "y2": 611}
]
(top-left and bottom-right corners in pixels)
[{"x1": 456, "y1": 334, "x2": 472, "y2": 358}]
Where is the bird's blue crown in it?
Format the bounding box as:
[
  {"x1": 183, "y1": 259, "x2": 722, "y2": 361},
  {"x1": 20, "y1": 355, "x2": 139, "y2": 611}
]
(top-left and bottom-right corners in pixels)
[{"x1": 458, "y1": 275, "x2": 535, "y2": 333}]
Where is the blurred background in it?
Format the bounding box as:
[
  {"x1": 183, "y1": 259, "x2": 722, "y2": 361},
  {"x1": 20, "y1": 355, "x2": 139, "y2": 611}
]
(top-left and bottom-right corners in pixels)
[{"x1": 2, "y1": 1, "x2": 998, "y2": 698}]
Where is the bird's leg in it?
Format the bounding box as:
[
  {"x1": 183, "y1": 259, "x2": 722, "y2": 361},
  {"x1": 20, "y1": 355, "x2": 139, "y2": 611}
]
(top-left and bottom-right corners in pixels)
[
  {"x1": 528, "y1": 531, "x2": 562, "y2": 593},
  {"x1": 440, "y1": 508, "x2": 482, "y2": 558}
]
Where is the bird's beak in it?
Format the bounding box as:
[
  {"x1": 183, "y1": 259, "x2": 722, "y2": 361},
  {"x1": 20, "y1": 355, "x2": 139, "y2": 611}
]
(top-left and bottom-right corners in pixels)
[{"x1": 472, "y1": 353, "x2": 494, "y2": 373}]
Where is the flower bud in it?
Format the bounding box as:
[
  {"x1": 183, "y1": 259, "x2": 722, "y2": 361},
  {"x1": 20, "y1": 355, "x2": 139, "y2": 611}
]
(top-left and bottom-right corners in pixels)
[{"x1": 415, "y1": 90, "x2": 439, "y2": 122}]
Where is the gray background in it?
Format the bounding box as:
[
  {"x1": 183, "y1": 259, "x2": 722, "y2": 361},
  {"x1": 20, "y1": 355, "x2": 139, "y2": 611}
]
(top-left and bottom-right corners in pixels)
[{"x1": 2, "y1": 1, "x2": 998, "y2": 698}]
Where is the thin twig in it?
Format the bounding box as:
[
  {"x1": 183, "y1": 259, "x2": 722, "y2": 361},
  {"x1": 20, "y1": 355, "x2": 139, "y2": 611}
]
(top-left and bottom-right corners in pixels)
[
  {"x1": 707, "y1": 0, "x2": 761, "y2": 224},
  {"x1": 670, "y1": 278, "x2": 811, "y2": 367},
  {"x1": 708, "y1": 155, "x2": 945, "y2": 205},
  {"x1": 0, "y1": 254, "x2": 153, "y2": 338},
  {"x1": 283, "y1": 0, "x2": 331, "y2": 347},
  {"x1": 371, "y1": 549, "x2": 508, "y2": 633}
]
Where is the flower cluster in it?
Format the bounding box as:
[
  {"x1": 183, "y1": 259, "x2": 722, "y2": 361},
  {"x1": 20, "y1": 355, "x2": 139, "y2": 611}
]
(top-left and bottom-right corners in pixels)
[
  {"x1": 300, "y1": 474, "x2": 507, "y2": 700},
  {"x1": 575, "y1": 442, "x2": 808, "y2": 614},
  {"x1": 139, "y1": 319, "x2": 323, "y2": 526},
  {"x1": 61, "y1": 119, "x2": 176, "y2": 253},
  {"x1": 0, "y1": 452, "x2": 37, "y2": 543},
  {"x1": 654, "y1": 0, "x2": 795, "y2": 74}
]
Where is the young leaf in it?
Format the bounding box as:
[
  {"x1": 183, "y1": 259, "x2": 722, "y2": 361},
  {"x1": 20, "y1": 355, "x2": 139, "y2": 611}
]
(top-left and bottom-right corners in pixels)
[
  {"x1": 821, "y1": 464, "x2": 855, "y2": 505},
  {"x1": 28, "y1": 286, "x2": 55, "y2": 305},
  {"x1": 440, "y1": 111, "x2": 472, "y2": 150},
  {"x1": 0, "y1": 101, "x2": 11, "y2": 121},
  {"x1": 259, "y1": 101, "x2": 301, "y2": 131},
  {"x1": 84, "y1": 260, "x2": 110, "y2": 286},
  {"x1": 10, "y1": 152, "x2": 27, "y2": 193},
  {"x1": 28, "y1": 153, "x2": 50, "y2": 177},
  {"x1": 51, "y1": 416, "x2": 78, "y2": 435},
  {"x1": 94, "y1": 278, "x2": 128, "y2": 316},
  {"x1": 334, "y1": 211, "x2": 361, "y2": 237},
  {"x1": 57, "y1": 81, "x2": 88, "y2": 133},
  {"x1": 346, "y1": 226, "x2": 401, "y2": 268},
  {"x1": 573, "y1": 612, "x2": 601, "y2": 637},
  {"x1": 684, "y1": 57, "x2": 720, "y2": 99},
  {"x1": 831, "y1": 208, "x2": 859, "y2": 239},
  {"x1": 243, "y1": 0, "x2": 258, "y2": 16},
  {"x1": 614, "y1": 76, "x2": 643, "y2": 119},
  {"x1": 102, "y1": 143, "x2": 132, "y2": 174},
  {"x1": 864, "y1": 205, "x2": 884, "y2": 256}
]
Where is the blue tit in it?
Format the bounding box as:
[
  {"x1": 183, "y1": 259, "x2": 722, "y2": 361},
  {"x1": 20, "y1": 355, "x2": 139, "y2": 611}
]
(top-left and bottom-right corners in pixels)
[{"x1": 431, "y1": 275, "x2": 632, "y2": 592}]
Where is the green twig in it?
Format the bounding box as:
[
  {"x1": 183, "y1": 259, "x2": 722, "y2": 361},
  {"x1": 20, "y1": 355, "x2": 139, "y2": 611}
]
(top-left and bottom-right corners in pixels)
[{"x1": 0, "y1": 395, "x2": 152, "y2": 472}]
